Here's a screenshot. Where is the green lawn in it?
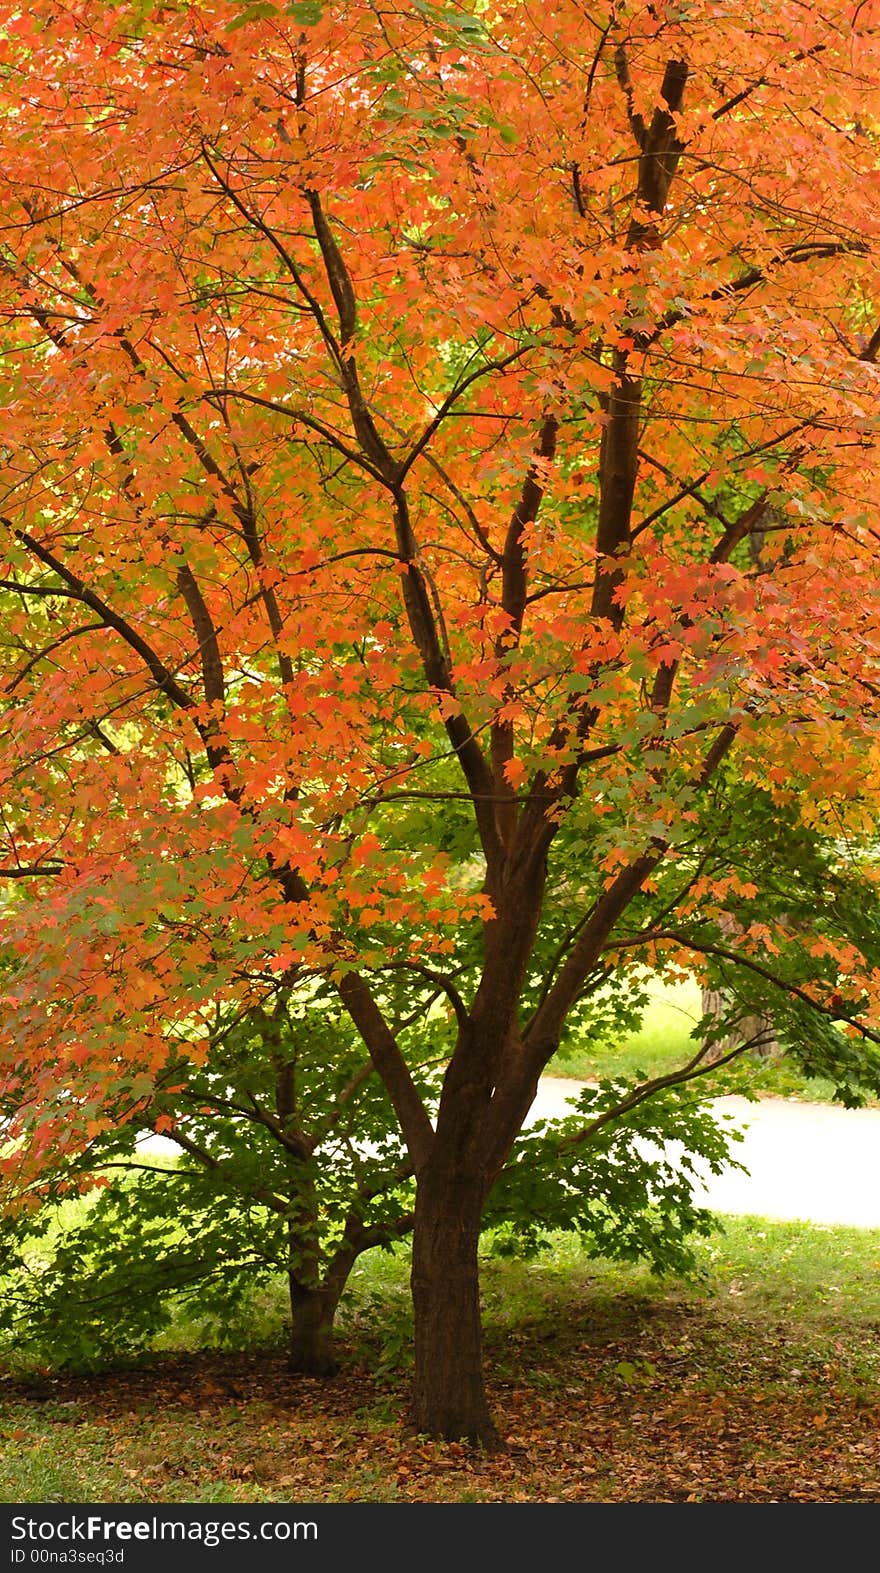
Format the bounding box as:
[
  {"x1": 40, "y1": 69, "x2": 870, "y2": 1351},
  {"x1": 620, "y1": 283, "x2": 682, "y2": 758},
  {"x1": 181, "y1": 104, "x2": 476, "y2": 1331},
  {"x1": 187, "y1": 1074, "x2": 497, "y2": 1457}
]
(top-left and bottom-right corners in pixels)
[
  {"x1": 550, "y1": 977, "x2": 843, "y2": 1102},
  {"x1": 2, "y1": 988, "x2": 877, "y2": 1501},
  {"x1": 1, "y1": 1218, "x2": 879, "y2": 1502}
]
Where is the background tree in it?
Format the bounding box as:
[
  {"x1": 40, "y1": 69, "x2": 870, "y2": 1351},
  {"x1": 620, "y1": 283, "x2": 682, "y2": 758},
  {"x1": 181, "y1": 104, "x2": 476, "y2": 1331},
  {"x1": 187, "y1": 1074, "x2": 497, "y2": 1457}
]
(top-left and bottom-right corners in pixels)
[
  {"x1": 0, "y1": 1000, "x2": 737, "y2": 1374},
  {"x1": 0, "y1": 991, "x2": 424, "y2": 1375},
  {"x1": 0, "y1": 0, "x2": 879, "y2": 1442}
]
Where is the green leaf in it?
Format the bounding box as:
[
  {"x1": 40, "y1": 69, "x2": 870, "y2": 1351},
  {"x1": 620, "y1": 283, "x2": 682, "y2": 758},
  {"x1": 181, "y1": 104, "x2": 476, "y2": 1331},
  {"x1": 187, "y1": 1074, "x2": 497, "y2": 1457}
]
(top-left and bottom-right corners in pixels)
[
  {"x1": 226, "y1": 1, "x2": 280, "y2": 28},
  {"x1": 286, "y1": 0, "x2": 324, "y2": 22}
]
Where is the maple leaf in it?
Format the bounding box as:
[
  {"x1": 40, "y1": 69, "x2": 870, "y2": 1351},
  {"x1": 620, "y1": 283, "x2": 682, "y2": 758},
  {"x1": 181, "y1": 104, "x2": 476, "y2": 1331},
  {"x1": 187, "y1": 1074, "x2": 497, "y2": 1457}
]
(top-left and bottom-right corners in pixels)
[{"x1": 0, "y1": 0, "x2": 879, "y2": 1447}]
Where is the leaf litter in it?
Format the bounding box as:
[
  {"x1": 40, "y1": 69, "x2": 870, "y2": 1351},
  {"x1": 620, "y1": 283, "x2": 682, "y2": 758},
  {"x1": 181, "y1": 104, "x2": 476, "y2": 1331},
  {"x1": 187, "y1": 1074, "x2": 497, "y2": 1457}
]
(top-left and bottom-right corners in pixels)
[{"x1": 1, "y1": 1294, "x2": 877, "y2": 1503}]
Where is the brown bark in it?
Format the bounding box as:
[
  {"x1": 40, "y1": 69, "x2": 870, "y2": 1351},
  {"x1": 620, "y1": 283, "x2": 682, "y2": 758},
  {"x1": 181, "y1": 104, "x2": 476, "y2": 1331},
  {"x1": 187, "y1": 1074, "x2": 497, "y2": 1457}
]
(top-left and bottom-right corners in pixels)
[
  {"x1": 408, "y1": 1163, "x2": 497, "y2": 1445},
  {"x1": 287, "y1": 1276, "x2": 341, "y2": 1376},
  {"x1": 700, "y1": 914, "x2": 781, "y2": 1062},
  {"x1": 701, "y1": 987, "x2": 780, "y2": 1062},
  {"x1": 284, "y1": 1190, "x2": 341, "y2": 1375},
  {"x1": 272, "y1": 1040, "x2": 343, "y2": 1375}
]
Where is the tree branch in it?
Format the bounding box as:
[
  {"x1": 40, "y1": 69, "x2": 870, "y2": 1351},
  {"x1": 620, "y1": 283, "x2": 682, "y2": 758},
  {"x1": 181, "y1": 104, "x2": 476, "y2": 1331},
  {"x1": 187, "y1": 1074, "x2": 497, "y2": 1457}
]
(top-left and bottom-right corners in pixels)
[{"x1": 335, "y1": 969, "x2": 435, "y2": 1170}]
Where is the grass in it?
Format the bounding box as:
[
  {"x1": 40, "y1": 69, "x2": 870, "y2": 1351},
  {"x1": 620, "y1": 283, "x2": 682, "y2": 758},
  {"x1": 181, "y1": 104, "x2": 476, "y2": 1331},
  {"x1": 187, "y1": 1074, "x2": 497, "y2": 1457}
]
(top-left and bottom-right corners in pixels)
[
  {"x1": 2, "y1": 991, "x2": 876, "y2": 1502},
  {"x1": 550, "y1": 977, "x2": 843, "y2": 1102},
  {"x1": 1, "y1": 1217, "x2": 879, "y2": 1503}
]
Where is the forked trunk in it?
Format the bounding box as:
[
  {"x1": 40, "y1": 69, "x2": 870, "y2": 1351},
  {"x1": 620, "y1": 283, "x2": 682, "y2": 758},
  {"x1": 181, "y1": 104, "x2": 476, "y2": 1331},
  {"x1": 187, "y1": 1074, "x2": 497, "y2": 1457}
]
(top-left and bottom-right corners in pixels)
[
  {"x1": 408, "y1": 1167, "x2": 498, "y2": 1445},
  {"x1": 287, "y1": 1275, "x2": 340, "y2": 1376}
]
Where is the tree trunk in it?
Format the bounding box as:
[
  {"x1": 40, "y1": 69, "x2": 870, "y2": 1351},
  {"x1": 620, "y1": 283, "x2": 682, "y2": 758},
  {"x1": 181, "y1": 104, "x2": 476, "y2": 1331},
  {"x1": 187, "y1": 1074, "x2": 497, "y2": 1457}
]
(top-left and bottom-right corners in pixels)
[
  {"x1": 284, "y1": 1182, "x2": 342, "y2": 1375},
  {"x1": 272, "y1": 1043, "x2": 343, "y2": 1375},
  {"x1": 408, "y1": 1167, "x2": 498, "y2": 1445},
  {"x1": 701, "y1": 986, "x2": 780, "y2": 1062},
  {"x1": 287, "y1": 1276, "x2": 340, "y2": 1376}
]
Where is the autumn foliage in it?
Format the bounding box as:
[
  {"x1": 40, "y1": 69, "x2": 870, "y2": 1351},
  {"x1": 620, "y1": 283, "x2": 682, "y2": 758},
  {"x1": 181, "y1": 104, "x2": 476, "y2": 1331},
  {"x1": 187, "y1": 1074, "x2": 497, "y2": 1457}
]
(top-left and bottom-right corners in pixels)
[{"x1": 0, "y1": 0, "x2": 879, "y2": 1439}]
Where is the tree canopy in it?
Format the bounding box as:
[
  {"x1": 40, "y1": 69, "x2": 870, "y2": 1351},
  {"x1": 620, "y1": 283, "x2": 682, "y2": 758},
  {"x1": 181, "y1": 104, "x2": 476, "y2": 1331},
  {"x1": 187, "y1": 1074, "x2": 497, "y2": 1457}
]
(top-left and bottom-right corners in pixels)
[{"x1": 0, "y1": 0, "x2": 879, "y2": 1439}]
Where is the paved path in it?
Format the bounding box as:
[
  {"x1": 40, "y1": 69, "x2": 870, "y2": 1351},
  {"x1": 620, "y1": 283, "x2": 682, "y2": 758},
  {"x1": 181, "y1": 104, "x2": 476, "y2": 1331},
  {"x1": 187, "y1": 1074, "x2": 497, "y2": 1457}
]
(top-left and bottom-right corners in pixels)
[{"x1": 530, "y1": 1078, "x2": 880, "y2": 1229}]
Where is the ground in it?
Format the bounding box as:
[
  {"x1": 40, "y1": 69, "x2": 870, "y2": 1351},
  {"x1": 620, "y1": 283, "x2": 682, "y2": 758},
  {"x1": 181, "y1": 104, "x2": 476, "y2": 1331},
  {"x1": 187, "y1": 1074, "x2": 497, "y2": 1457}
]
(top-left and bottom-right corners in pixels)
[{"x1": 2, "y1": 1221, "x2": 879, "y2": 1504}]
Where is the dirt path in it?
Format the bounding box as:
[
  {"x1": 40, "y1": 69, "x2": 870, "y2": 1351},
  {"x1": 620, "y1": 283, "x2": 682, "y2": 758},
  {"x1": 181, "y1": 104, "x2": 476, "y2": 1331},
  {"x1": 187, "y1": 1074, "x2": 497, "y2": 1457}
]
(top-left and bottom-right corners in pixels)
[{"x1": 531, "y1": 1078, "x2": 880, "y2": 1228}]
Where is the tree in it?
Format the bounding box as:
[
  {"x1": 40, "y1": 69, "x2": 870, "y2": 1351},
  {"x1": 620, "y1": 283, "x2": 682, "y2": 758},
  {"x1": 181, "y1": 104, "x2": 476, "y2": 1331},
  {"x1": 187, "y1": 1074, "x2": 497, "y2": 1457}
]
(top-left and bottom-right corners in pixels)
[
  {"x1": 0, "y1": 0, "x2": 879, "y2": 1442},
  {"x1": 0, "y1": 991, "x2": 423, "y2": 1375},
  {"x1": 0, "y1": 992, "x2": 737, "y2": 1373}
]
